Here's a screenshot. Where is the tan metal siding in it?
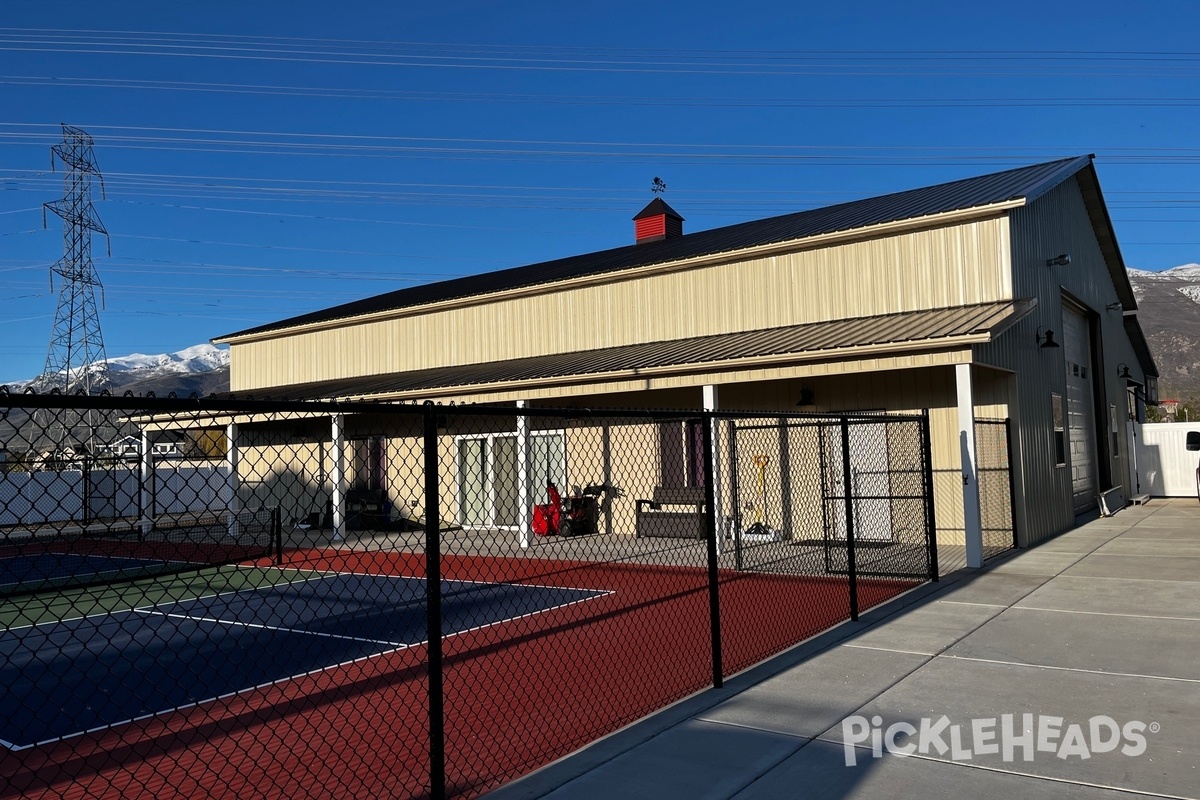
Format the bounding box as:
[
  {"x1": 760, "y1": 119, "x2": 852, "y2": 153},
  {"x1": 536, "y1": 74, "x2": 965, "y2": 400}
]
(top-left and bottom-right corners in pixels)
[
  {"x1": 229, "y1": 218, "x2": 1011, "y2": 391},
  {"x1": 978, "y1": 176, "x2": 1144, "y2": 545}
]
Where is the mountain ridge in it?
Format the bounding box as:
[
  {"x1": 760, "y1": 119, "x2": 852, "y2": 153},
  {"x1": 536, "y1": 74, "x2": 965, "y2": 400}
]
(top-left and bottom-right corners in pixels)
[
  {"x1": 1127, "y1": 264, "x2": 1200, "y2": 400},
  {"x1": 3, "y1": 344, "x2": 231, "y2": 397}
]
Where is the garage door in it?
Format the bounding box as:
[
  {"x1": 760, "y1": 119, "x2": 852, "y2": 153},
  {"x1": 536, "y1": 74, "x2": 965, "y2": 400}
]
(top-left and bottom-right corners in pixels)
[{"x1": 1062, "y1": 307, "x2": 1098, "y2": 513}]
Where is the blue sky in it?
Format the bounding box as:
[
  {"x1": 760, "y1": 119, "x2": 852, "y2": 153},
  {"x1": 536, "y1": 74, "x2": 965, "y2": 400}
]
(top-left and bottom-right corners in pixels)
[{"x1": 2, "y1": 0, "x2": 1198, "y2": 382}]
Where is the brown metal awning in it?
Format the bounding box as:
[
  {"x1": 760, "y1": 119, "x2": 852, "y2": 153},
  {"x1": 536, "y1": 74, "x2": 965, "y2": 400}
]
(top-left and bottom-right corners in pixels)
[{"x1": 234, "y1": 299, "x2": 1035, "y2": 401}]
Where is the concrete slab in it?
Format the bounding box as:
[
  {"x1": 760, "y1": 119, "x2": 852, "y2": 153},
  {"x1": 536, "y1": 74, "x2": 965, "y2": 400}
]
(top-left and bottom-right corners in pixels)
[
  {"x1": 1117, "y1": 525, "x2": 1200, "y2": 540},
  {"x1": 1017, "y1": 575, "x2": 1200, "y2": 619},
  {"x1": 830, "y1": 657, "x2": 1200, "y2": 798},
  {"x1": 698, "y1": 646, "x2": 928, "y2": 739},
  {"x1": 730, "y1": 739, "x2": 1142, "y2": 800},
  {"x1": 1028, "y1": 536, "x2": 1116, "y2": 555},
  {"x1": 537, "y1": 719, "x2": 801, "y2": 800},
  {"x1": 844, "y1": 601, "x2": 1003, "y2": 656},
  {"x1": 983, "y1": 551, "x2": 1083, "y2": 576},
  {"x1": 1094, "y1": 538, "x2": 1200, "y2": 557},
  {"x1": 946, "y1": 607, "x2": 1200, "y2": 680},
  {"x1": 1064, "y1": 554, "x2": 1200, "y2": 582},
  {"x1": 935, "y1": 572, "x2": 1050, "y2": 607}
]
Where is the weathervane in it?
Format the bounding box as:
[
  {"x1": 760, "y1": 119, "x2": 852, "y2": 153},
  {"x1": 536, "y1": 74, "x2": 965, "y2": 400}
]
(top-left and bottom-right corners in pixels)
[{"x1": 651, "y1": 176, "x2": 666, "y2": 195}]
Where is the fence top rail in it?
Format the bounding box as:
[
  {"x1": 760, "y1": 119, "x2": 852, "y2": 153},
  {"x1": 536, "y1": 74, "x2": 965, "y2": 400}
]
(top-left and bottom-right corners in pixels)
[{"x1": 1, "y1": 390, "x2": 929, "y2": 425}]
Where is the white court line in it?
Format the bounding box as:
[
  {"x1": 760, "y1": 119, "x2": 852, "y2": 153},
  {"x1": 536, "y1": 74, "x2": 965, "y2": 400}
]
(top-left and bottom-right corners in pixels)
[
  {"x1": 1084, "y1": 552, "x2": 1200, "y2": 559},
  {"x1": 135, "y1": 609, "x2": 409, "y2": 648},
  {"x1": 0, "y1": 569, "x2": 326, "y2": 633},
  {"x1": 936, "y1": 600, "x2": 1009, "y2": 608},
  {"x1": 937, "y1": 654, "x2": 1200, "y2": 685},
  {"x1": 841, "y1": 643, "x2": 934, "y2": 657},
  {"x1": 270, "y1": 561, "x2": 609, "y2": 595},
  {"x1": 0, "y1": 573, "x2": 613, "y2": 752},
  {"x1": 1010, "y1": 606, "x2": 1200, "y2": 623},
  {"x1": 1056, "y1": 574, "x2": 1200, "y2": 585},
  {"x1": 817, "y1": 738, "x2": 1194, "y2": 800}
]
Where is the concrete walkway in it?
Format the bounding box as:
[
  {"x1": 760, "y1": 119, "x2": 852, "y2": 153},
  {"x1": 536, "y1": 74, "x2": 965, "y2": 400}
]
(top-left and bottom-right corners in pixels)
[{"x1": 491, "y1": 499, "x2": 1200, "y2": 800}]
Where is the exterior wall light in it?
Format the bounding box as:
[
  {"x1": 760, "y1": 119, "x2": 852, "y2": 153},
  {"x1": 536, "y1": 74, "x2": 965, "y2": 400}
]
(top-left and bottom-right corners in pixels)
[
  {"x1": 1036, "y1": 327, "x2": 1061, "y2": 349},
  {"x1": 1117, "y1": 363, "x2": 1132, "y2": 379},
  {"x1": 796, "y1": 387, "x2": 816, "y2": 408},
  {"x1": 1046, "y1": 254, "x2": 1072, "y2": 267}
]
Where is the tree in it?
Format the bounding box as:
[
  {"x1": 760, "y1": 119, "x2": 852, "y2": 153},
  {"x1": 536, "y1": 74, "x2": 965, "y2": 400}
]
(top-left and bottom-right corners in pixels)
[{"x1": 1177, "y1": 399, "x2": 1200, "y2": 424}]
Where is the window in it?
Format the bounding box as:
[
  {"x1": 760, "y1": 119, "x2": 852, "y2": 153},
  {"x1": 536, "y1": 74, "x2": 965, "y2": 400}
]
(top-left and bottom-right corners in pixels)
[
  {"x1": 658, "y1": 420, "x2": 706, "y2": 488},
  {"x1": 1051, "y1": 392, "x2": 1066, "y2": 467}
]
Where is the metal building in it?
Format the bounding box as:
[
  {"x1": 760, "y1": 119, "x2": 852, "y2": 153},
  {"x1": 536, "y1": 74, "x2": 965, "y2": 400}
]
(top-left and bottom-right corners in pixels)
[{"x1": 214, "y1": 155, "x2": 1159, "y2": 564}]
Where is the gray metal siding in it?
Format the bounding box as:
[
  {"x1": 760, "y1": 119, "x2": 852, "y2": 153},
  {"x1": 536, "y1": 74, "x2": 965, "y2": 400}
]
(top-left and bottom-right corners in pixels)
[{"x1": 978, "y1": 176, "x2": 1145, "y2": 545}]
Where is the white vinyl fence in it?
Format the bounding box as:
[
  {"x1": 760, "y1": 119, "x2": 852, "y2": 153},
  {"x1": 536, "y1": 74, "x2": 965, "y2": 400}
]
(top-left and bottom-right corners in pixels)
[
  {"x1": 1136, "y1": 422, "x2": 1200, "y2": 497},
  {"x1": 1, "y1": 463, "x2": 231, "y2": 527}
]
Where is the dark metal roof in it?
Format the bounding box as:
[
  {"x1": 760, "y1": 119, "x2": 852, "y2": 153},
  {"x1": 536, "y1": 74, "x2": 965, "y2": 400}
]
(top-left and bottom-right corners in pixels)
[
  {"x1": 219, "y1": 156, "x2": 1091, "y2": 341},
  {"x1": 633, "y1": 197, "x2": 683, "y2": 221},
  {"x1": 231, "y1": 300, "x2": 1033, "y2": 401}
]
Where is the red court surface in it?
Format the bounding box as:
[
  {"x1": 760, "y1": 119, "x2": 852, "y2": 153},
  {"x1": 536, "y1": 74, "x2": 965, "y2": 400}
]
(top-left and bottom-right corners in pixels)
[{"x1": 0, "y1": 549, "x2": 918, "y2": 800}]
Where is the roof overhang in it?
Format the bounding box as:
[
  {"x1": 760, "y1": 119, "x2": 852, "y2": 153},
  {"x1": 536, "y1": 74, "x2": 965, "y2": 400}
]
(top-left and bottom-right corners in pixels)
[
  {"x1": 1122, "y1": 314, "x2": 1159, "y2": 379},
  {"x1": 227, "y1": 299, "x2": 1035, "y2": 403},
  {"x1": 1072, "y1": 160, "x2": 1138, "y2": 312}
]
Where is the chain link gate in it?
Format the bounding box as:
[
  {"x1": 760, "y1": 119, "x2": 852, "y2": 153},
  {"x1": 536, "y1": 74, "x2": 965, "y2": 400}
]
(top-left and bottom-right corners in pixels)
[
  {"x1": 1, "y1": 392, "x2": 938, "y2": 799},
  {"x1": 974, "y1": 417, "x2": 1019, "y2": 560}
]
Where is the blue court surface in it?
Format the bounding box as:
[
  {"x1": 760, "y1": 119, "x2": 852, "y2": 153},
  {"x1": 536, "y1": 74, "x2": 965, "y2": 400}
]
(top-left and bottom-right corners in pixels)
[
  {"x1": 0, "y1": 572, "x2": 605, "y2": 749},
  {"x1": 0, "y1": 553, "x2": 185, "y2": 595}
]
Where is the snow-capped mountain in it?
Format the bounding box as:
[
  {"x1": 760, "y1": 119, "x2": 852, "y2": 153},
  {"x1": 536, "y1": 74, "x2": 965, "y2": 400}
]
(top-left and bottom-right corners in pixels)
[
  {"x1": 105, "y1": 344, "x2": 230, "y2": 376},
  {"x1": 1126, "y1": 264, "x2": 1200, "y2": 400},
  {"x1": 4, "y1": 344, "x2": 230, "y2": 396}
]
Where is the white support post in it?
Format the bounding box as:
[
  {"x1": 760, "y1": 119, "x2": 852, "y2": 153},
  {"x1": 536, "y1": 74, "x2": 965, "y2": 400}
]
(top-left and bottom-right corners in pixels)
[
  {"x1": 140, "y1": 428, "x2": 153, "y2": 535},
  {"x1": 956, "y1": 363, "x2": 984, "y2": 568},
  {"x1": 703, "y1": 385, "x2": 723, "y2": 555},
  {"x1": 330, "y1": 414, "x2": 346, "y2": 542},
  {"x1": 601, "y1": 423, "x2": 613, "y2": 536},
  {"x1": 225, "y1": 422, "x2": 239, "y2": 538},
  {"x1": 516, "y1": 400, "x2": 531, "y2": 548}
]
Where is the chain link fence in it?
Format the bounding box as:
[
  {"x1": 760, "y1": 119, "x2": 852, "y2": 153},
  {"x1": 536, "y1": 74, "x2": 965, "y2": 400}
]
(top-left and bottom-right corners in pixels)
[{"x1": 1, "y1": 392, "x2": 937, "y2": 799}]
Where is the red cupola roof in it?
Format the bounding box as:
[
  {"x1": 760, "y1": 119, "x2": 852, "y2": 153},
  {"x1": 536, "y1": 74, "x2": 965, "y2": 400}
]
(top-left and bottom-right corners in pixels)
[{"x1": 632, "y1": 197, "x2": 684, "y2": 244}]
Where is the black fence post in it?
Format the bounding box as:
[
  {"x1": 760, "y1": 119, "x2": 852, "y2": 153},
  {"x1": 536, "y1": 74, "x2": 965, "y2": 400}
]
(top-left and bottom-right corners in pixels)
[
  {"x1": 423, "y1": 402, "x2": 446, "y2": 800},
  {"x1": 272, "y1": 506, "x2": 283, "y2": 566},
  {"x1": 1004, "y1": 417, "x2": 1019, "y2": 550},
  {"x1": 82, "y1": 456, "x2": 91, "y2": 526},
  {"x1": 701, "y1": 412, "x2": 723, "y2": 689},
  {"x1": 136, "y1": 463, "x2": 144, "y2": 539},
  {"x1": 729, "y1": 422, "x2": 743, "y2": 572},
  {"x1": 920, "y1": 410, "x2": 939, "y2": 582},
  {"x1": 840, "y1": 418, "x2": 859, "y2": 621}
]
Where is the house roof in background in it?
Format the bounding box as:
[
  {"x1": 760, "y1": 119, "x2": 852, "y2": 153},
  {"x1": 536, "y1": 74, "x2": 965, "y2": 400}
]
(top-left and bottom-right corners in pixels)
[
  {"x1": 218, "y1": 156, "x2": 1091, "y2": 342},
  {"x1": 225, "y1": 299, "x2": 1034, "y2": 401}
]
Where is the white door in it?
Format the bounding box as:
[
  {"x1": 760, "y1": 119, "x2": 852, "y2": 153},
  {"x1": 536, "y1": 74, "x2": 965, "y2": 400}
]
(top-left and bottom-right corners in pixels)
[
  {"x1": 459, "y1": 431, "x2": 565, "y2": 528},
  {"x1": 1062, "y1": 307, "x2": 1098, "y2": 513}
]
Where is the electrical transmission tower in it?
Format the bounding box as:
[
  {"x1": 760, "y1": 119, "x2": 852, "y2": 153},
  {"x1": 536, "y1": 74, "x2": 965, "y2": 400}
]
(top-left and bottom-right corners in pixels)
[{"x1": 40, "y1": 124, "x2": 111, "y2": 395}]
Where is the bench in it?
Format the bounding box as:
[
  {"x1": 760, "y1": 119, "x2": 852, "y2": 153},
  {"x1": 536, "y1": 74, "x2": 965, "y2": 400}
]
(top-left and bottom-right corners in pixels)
[{"x1": 635, "y1": 486, "x2": 707, "y2": 539}]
